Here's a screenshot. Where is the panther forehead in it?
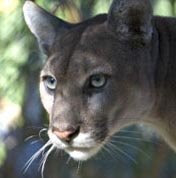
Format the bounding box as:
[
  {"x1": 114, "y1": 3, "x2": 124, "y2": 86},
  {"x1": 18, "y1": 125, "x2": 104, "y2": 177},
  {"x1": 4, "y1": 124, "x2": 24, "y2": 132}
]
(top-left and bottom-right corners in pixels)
[
  {"x1": 42, "y1": 25, "x2": 114, "y2": 79},
  {"x1": 24, "y1": 0, "x2": 176, "y2": 164}
]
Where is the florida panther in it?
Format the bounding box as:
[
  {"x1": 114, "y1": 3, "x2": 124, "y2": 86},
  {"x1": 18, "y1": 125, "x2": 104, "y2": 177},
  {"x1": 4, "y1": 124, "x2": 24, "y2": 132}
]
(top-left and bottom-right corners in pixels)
[{"x1": 23, "y1": 0, "x2": 176, "y2": 161}]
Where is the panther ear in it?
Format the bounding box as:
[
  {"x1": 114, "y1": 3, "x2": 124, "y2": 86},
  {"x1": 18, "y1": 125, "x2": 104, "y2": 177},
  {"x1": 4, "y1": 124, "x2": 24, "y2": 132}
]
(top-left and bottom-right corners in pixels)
[
  {"x1": 23, "y1": 1, "x2": 73, "y2": 55},
  {"x1": 108, "y1": 0, "x2": 153, "y2": 43}
]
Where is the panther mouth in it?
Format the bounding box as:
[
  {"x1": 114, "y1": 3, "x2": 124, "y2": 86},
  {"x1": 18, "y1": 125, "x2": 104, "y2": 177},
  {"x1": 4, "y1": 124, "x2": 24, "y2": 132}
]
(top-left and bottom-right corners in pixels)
[
  {"x1": 48, "y1": 130, "x2": 102, "y2": 161},
  {"x1": 65, "y1": 145, "x2": 101, "y2": 161}
]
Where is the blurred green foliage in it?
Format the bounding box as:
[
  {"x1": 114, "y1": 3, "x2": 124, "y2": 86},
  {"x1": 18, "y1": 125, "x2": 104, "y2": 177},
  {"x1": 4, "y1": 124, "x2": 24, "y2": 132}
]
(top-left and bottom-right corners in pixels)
[
  {"x1": 0, "y1": 1, "x2": 29, "y2": 104},
  {"x1": 0, "y1": 142, "x2": 6, "y2": 166}
]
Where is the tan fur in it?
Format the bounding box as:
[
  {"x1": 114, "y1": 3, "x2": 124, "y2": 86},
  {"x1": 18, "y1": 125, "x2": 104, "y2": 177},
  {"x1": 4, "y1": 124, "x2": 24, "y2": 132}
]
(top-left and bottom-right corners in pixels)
[{"x1": 23, "y1": 0, "x2": 176, "y2": 160}]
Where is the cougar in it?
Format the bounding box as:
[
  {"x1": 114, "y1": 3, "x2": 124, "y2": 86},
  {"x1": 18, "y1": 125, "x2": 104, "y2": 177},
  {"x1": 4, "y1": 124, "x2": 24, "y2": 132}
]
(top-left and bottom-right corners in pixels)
[{"x1": 23, "y1": 0, "x2": 176, "y2": 161}]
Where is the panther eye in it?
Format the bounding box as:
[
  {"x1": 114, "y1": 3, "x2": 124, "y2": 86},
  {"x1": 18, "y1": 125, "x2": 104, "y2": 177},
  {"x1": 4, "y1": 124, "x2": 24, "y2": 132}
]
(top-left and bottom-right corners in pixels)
[
  {"x1": 90, "y1": 74, "x2": 107, "y2": 88},
  {"x1": 43, "y1": 75, "x2": 57, "y2": 91}
]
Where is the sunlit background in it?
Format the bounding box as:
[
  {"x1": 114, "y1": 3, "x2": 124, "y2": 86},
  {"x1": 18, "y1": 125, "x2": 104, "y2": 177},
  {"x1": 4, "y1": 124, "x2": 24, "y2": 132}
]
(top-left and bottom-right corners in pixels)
[{"x1": 1, "y1": 0, "x2": 176, "y2": 178}]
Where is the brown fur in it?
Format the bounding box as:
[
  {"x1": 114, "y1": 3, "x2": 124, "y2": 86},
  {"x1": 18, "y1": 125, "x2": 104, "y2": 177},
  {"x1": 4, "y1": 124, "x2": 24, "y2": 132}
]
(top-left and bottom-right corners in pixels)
[{"x1": 23, "y1": 0, "x2": 176, "y2": 160}]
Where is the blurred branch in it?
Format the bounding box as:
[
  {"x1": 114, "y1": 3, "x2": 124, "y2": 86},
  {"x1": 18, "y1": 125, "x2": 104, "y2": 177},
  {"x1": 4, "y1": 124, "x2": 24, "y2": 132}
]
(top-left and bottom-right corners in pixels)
[
  {"x1": 170, "y1": 0, "x2": 176, "y2": 16},
  {"x1": 80, "y1": 0, "x2": 97, "y2": 19},
  {"x1": 51, "y1": 0, "x2": 81, "y2": 22}
]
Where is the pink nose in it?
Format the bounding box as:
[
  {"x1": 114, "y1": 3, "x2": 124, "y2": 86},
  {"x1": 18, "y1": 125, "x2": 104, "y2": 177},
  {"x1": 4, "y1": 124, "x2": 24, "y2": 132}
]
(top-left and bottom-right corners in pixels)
[{"x1": 52, "y1": 126, "x2": 79, "y2": 142}]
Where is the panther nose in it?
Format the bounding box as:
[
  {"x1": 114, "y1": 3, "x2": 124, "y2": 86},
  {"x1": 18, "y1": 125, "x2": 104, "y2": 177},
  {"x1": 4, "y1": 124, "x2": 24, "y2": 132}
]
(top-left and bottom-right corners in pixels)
[{"x1": 52, "y1": 126, "x2": 80, "y2": 142}]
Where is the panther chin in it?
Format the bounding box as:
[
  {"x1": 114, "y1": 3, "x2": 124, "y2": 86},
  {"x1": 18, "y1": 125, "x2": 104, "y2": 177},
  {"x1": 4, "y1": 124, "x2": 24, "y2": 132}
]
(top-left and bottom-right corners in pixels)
[
  {"x1": 65, "y1": 146, "x2": 101, "y2": 161},
  {"x1": 48, "y1": 130, "x2": 102, "y2": 161}
]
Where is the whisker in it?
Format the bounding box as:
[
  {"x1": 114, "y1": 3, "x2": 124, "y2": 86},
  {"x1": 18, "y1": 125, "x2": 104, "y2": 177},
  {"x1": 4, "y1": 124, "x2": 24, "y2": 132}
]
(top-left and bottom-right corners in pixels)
[
  {"x1": 25, "y1": 128, "x2": 48, "y2": 142},
  {"x1": 39, "y1": 128, "x2": 48, "y2": 139},
  {"x1": 66, "y1": 156, "x2": 72, "y2": 165},
  {"x1": 102, "y1": 145, "x2": 113, "y2": 157},
  {"x1": 107, "y1": 142, "x2": 137, "y2": 164},
  {"x1": 102, "y1": 144, "x2": 122, "y2": 162},
  {"x1": 23, "y1": 140, "x2": 52, "y2": 174},
  {"x1": 30, "y1": 139, "x2": 41, "y2": 145},
  {"x1": 118, "y1": 129, "x2": 142, "y2": 134},
  {"x1": 77, "y1": 161, "x2": 82, "y2": 174},
  {"x1": 24, "y1": 135, "x2": 38, "y2": 142},
  {"x1": 40, "y1": 145, "x2": 55, "y2": 178},
  {"x1": 110, "y1": 140, "x2": 151, "y2": 160},
  {"x1": 111, "y1": 135, "x2": 155, "y2": 144}
]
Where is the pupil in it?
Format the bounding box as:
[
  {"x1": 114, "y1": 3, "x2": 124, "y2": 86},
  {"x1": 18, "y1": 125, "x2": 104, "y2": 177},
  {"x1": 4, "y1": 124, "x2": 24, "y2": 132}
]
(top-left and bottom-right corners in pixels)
[
  {"x1": 95, "y1": 77, "x2": 100, "y2": 82},
  {"x1": 91, "y1": 75, "x2": 105, "y2": 88},
  {"x1": 94, "y1": 76, "x2": 101, "y2": 82},
  {"x1": 49, "y1": 77, "x2": 55, "y2": 84}
]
